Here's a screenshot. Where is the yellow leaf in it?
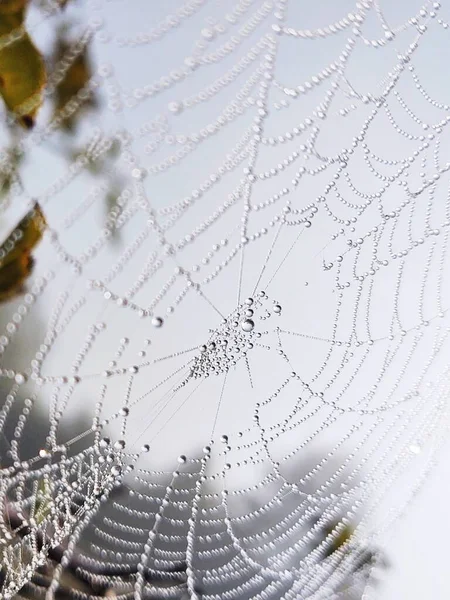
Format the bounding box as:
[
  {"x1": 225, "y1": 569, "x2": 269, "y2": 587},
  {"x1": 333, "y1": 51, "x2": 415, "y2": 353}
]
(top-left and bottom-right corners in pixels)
[
  {"x1": 0, "y1": 0, "x2": 46, "y2": 128},
  {"x1": 0, "y1": 202, "x2": 46, "y2": 302}
]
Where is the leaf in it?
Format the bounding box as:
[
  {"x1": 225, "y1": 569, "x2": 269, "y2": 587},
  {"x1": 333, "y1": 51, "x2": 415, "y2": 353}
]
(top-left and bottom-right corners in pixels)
[
  {"x1": 54, "y1": 37, "x2": 97, "y2": 131},
  {"x1": 104, "y1": 185, "x2": 123, "y2": 243},
  {"x1": 0, "y1": 0, "x2": 46, "y2": 128},
  {"x1": 0, "y1": 250, "x2": 33, "y2": 301},
  {"x1": 0, "y1": 202, "x2": 46, "y2": 302},
  {"x1": 0, "y1": 144, "x2": 23, "y2": 197},
  {"x1": 0, "y1": 0, "x2": 28, "y2": 17},
  {"x1": 71, "y1": 138, "x2": 120, "y2": 175},
  {"x1": 323, "y1": 523, "x2": 353, "y2": 558}
]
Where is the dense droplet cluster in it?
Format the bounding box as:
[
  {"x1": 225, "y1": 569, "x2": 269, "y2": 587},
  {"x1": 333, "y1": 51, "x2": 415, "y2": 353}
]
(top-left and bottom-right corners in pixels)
[{"x1": 188, "y1": 295, "x2": 279, "y2": 380}]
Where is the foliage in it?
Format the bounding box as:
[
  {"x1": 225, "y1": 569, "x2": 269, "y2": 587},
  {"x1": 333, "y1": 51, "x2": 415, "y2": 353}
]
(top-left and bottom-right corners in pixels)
[
  {"x1": 0, "y1": 202, "x2": 46, "y2": 302},
  {"x1": 52, "y1": 33, "x2": 98, "y2": 132},
  {"x1": 0, "y1": 0, "x2": 46, "y2": 128}
]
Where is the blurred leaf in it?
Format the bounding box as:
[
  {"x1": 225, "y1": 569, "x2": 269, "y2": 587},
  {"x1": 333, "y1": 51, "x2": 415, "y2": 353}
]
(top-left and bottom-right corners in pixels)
[
  {"x1": 71, "y1": 138, "x2": 120, "y2": 175},
  {"x1": 323, "y1": 522, "x2": 353, "y2": 558},
  {"x1": 0, "y1": 0, "x2": 28, "y2": 18},
  {"x1": 0, "y1": 0, "x2": 46, "y2": 128},
  {"x1": 0, "y1": 202, "x2": 46, "y2": 267},
  {"x1": 0, "y1": 202, "x2": 46, "y2": 302},
  {"x1": 104, "y1": 186, "x2": 123, "y2": 243},
  {"x1": 0, "y1": 144, "x2": 22, "y2": 197},
  {"x1": 0, "y1": 250, "x2": 33, "y2": 301},
  {"x1": 54, "y1": 37, "x2": 97, "y2": 132}
]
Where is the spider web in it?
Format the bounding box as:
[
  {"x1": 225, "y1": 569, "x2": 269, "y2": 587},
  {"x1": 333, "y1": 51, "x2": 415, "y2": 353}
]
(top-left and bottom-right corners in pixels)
[{"x1": 1, "y1": 0, "x2": 450, "y2": 598}]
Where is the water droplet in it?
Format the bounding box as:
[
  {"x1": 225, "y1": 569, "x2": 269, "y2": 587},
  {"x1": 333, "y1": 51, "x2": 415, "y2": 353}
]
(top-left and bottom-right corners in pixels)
[
  {"x1": 241, "y1": 319, "x2": 255, "y2": 332},
  {"x1": 168, "y1": 101, "x2": 183, "y2": 114},
  {"x1": 131, "y1": 167, "x2": 147, "y2": 181}
]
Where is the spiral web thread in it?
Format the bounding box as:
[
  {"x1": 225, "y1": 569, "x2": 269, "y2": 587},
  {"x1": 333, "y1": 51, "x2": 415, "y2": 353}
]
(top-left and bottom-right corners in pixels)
[{"x1": 1, "y1": 0, "x2": 450, "y2": 598}]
